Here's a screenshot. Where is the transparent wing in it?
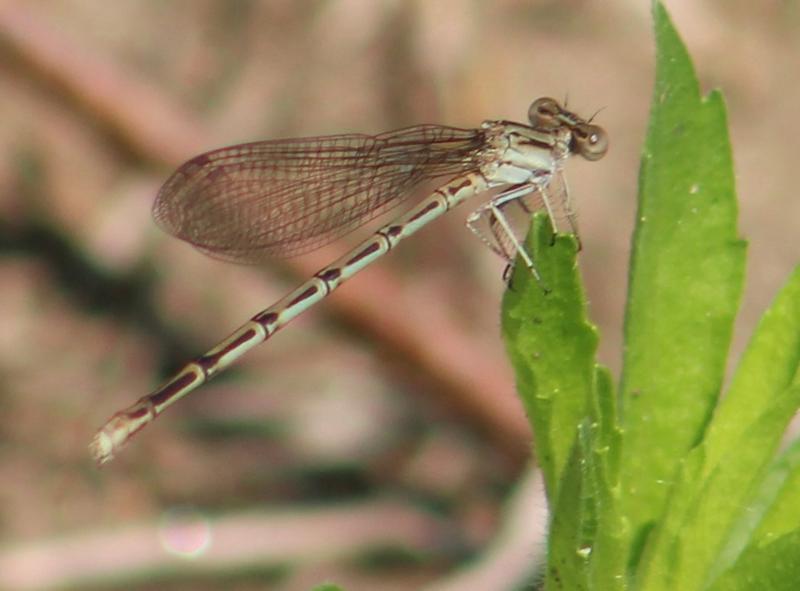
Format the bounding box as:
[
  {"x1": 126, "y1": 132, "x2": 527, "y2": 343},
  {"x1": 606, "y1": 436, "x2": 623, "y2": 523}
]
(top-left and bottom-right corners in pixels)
[{"x1": 153, "y1": 124, "x2": 485, "y2": 261}]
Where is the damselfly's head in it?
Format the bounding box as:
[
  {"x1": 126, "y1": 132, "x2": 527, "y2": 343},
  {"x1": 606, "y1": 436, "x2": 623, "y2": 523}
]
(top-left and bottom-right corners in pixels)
[{"x1": 527, "y1": 97, "x2": 608, "y2": 162}]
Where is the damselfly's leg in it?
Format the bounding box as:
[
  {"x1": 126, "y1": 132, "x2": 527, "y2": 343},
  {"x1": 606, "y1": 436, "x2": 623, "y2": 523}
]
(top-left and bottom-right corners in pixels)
[
  {"x1": 466, "y1": 184, "x2": 533, "y2": 261},
  {"x1": 476, "y1": 209, "x2": 526, "y2": 287},
  {"x1": 558, "y1": 171, "x2": 582, "y2": 251},
  {"x1": 465, "y1": 207, "x2": 515, "y2": 262},
  {"x1": 465, "y1": 184, "x2": 544, "y2": 283}
]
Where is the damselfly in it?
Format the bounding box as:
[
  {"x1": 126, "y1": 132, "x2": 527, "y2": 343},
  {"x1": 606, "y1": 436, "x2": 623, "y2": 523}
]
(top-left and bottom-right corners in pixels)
[{"x1": 90, "y1": 97, "x2": 607, "y2": 464}]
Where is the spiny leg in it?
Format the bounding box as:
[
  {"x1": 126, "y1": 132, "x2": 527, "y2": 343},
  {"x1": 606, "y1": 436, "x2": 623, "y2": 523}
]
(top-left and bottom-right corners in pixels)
[
  {"x1": 465, "y1": 184, "x2": 535, "y2": 262},
  {"x1": 557, "y1": 169, "x2": 582, "y2": 251},
  {"x1": 466, "y1": 183, "x2": 546, "y2": 285}
]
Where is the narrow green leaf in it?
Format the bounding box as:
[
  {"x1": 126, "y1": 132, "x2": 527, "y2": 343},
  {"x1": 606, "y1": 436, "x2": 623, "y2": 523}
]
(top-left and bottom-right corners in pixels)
[
  {"x1": 715, "y1": 436, "x2": 800, "y2": 578},
  {"x1": 632, "y1": 448, "x2": 706, "y2": 589},
  {"x1": 501, "y1": 213, "x2": 599, "y2": 500},
  {"x1": 634, "y1": 267, "x2": 800, "y2": 587},
  {"x1": 702, "y1": 266, "x2": 800, "y2": 473},
  {"x1": 619, "y1": 0, "x2": 746, "y2": 549},
  {"x1": 587, "y1": 367, "x2": 627, "y2": 591},
  {"x1": 751, "y1": 437, "x2": 800, "y2": 544},
  {"x1": 546, "y1": 425, "x2": 592, "y2": 591},
  {"x1": 547, "y1": 369, "x2": 625, "y2": 591},
  {"x1": 637, "y1": 384, "x2": 800, "y2": 591},
  {"x1": 687, "y1": 266, "x2": 800, "y2": 583},
  {"x1": 592, "y1": 366, "x2": 622, "y2": 487},
  {"x1": 706, "y1": 530, "x2": 800, "y2": 591}
]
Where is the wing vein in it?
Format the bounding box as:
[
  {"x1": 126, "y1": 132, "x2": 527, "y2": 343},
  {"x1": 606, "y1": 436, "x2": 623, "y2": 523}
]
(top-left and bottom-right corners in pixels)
[{"x1": 153, "y1": 125, "x2": 486, "y2": 261}]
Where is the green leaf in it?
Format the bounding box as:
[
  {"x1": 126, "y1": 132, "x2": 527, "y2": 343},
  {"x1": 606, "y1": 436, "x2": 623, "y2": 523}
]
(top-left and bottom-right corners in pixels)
[
  {"x1": 619, "y1": 0, "x2": 746, "y2": 553},
  {"x1": 502, "y1": 218, "x2": 626, "y2": 588},
  {"x1": 546, "y1": 422, "x2": 593, "y2": 591},
  {"x1": 632, "y1": 187, "x2": 800, "y2": 591},
  {"x1": 587, "y1": 367, "x2": 626, "y2": 591},
  {"x1": 706, "y1": 530, "x2": 800, "y2": 591},
  {"x1": 544, "y1": 369, "x2": 625, "y2": 591},
  {"x1": 702, "y1": 267, "x2": 800, "y2": 473},
  {"x1": 715, "y1": 435, "x2": 800, "y2": 578},
  {"x1": 750, "y1": 436, "x2": 800, "y2": 544},
  {"x1": 501, "y1": 213, "x2": 599, "y2": 501},
  {"x1": 636, "y1": 383, "x2": 800, "y2": 591},
  {"x1": 695, "y1": 266, "x2": 800, "y2": 581},
  {"x1": 634, "y1": 268, "x2": 800, "y2": 589}
]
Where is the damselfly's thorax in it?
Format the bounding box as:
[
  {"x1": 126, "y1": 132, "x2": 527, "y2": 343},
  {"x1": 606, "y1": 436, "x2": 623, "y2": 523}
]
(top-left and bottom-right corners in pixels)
[{"x1": 477, "y1": 122, "x2": 566, "y2": 186}]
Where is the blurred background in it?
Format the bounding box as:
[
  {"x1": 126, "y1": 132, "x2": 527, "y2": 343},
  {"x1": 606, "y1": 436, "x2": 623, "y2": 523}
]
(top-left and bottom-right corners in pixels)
[{"x1": 0, "y1": 1, "x2": 798, "y2": 589}]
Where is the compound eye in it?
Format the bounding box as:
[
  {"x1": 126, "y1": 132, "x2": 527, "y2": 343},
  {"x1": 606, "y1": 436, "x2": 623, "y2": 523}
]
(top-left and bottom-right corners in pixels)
[
  {"x1": 528, "y1": 97, "x2": 562, "y2": 129},
  {"x1": 571, "y1": 123, "x2": 608, "y2": 161}
]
